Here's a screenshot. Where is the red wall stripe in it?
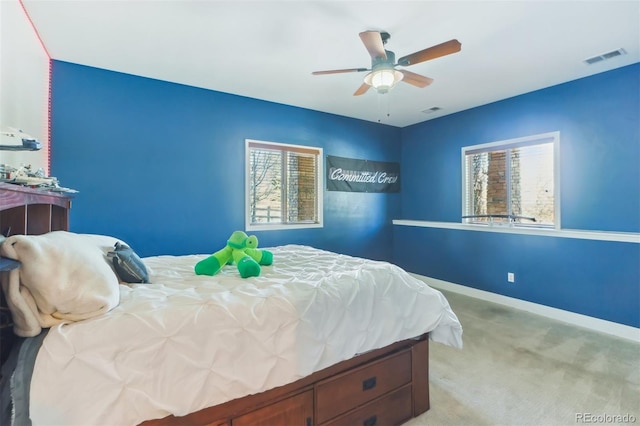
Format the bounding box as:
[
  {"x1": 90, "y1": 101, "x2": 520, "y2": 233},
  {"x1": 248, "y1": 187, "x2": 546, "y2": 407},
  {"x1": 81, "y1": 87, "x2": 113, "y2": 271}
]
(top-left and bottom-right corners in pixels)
[{"x1": 17, "y1": 0, "x2": 52, "y2": 173}]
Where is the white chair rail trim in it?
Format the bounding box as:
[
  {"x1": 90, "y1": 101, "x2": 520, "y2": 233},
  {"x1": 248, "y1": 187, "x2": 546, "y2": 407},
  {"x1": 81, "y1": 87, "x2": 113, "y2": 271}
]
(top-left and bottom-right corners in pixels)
[{"x1": 393, "y1": 220, "x2": 640, "y2": 244}]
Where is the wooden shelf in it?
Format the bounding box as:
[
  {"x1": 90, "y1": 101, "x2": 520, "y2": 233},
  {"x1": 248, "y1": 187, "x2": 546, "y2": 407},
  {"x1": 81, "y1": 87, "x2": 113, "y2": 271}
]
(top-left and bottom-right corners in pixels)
[{"x1": 0, "y1": 182, "x2": 73, "y2": 237}]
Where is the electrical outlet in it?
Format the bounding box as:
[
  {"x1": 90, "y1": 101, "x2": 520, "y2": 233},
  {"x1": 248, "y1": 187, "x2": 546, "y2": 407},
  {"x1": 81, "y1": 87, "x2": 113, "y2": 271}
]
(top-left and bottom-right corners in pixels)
[{"x1": 507, "y1": 272, "x2": 515, "y2": 283}]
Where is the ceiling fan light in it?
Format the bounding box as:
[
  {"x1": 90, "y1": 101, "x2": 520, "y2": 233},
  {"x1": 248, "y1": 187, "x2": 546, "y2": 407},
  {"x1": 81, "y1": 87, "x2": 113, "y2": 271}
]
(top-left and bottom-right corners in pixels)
[{"x1": 364, "y1": 69, "x2": 403, "y2": 94}]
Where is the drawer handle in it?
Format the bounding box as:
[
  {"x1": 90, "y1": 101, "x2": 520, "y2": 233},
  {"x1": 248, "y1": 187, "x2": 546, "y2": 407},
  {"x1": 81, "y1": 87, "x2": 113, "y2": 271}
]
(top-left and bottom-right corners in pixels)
[
  {"x1": 362, "y1": 376, "x2": 377, "y2": 391},
  {"x1": 363, "y1": 415, "x2": 377, "y2": 426}
]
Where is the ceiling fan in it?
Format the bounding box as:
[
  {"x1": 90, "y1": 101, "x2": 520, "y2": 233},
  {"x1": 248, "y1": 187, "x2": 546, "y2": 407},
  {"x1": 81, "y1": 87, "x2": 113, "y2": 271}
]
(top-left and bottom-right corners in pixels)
[{"x1": 312, "y1": 31, "x2": 461, "y2": 96}]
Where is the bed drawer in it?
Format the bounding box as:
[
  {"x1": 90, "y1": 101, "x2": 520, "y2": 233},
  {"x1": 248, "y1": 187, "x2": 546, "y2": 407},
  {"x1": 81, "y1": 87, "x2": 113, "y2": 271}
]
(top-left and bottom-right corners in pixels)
[
  {"x1": 315, "y1": 348, "x2": 412, "y2": 424},
  {"x1": 231, "y1": 390, "x2": 313, "y2": 426},
  {"x1": 321, "y1": 384, "x2": 412, "y2": 426}
]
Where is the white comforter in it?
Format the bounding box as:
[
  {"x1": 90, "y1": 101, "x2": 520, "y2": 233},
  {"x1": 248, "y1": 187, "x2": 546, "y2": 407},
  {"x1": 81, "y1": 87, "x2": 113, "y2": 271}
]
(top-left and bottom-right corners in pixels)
[{"x1": 29, "y1": 245, "x2": 462, "y2": 425}]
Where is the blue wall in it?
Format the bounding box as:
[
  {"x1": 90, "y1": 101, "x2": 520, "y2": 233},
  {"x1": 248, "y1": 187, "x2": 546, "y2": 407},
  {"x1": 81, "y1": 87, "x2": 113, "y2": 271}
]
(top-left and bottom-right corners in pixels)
[
  {"x1": 50, "y1": 60, "x2": 639, "y2": 328},
  {"x1": 50, "y1": 61, "x2": 402, "y2": 260},
  {"x1": 395, "y1": 63, "x2": 640, "y2": 327}
]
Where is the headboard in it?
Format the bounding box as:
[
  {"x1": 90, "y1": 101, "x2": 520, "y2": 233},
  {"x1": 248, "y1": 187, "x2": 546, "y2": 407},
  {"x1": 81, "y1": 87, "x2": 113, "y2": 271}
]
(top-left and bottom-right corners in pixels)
[{"x1": 0, "y1": 182, "x2": 74, "y2": 366}]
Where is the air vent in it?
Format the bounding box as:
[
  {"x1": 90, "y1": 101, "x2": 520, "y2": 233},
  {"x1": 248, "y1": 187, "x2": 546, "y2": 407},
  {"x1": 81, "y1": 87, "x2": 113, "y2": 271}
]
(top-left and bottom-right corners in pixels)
[
  {"x1": 584, "y1": 48, "x2": 626, "y2": 65},
  {"x1": 422, "y1": 107, "x2": 442, "y2": 114}
]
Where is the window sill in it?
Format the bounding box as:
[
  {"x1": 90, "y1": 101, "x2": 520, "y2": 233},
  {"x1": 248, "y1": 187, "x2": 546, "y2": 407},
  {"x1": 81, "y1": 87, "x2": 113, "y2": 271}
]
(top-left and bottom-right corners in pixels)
[
  {"x1": 247, "y1": 222, "x2": 323, "y2": 232},
  {"x1": 392, "y1": 220, "x2": 640, "y2": 243}
]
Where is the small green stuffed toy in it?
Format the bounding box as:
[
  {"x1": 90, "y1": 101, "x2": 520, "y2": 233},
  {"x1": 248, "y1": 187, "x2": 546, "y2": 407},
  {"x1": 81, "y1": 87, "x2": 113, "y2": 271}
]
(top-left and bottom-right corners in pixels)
[{"x1": 194, "y1": 231, "x2": 273, "y2": 278}]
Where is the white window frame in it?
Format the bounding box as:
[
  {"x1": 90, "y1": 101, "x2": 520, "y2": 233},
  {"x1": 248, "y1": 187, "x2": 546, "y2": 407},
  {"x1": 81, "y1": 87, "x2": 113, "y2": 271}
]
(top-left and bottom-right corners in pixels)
[
  {"x1": 461, "y1": 131, "x2": 561, "y2": 230},
  {"x1": 245, "y1": 139, "x2": 324, "y2": 231}
]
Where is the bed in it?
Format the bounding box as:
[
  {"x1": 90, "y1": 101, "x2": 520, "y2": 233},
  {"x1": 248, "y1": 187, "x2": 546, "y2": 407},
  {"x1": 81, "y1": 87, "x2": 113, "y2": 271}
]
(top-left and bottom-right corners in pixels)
[{"x1": 0, "y1": 183, "x2": 463, "y2": 426}]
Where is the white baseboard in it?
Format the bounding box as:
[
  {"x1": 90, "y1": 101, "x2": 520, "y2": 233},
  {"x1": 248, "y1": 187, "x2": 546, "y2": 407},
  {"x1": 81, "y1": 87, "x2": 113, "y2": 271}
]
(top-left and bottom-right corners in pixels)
[{"x1": 411, "y1": 273, "x2": 640, "y2": 343}]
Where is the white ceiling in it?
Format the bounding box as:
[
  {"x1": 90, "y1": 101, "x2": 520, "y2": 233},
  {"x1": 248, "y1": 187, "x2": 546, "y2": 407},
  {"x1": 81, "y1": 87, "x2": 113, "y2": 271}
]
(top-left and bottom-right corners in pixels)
[{"x1": 22, "y1": 0, "x2": 640, "y2": 127}]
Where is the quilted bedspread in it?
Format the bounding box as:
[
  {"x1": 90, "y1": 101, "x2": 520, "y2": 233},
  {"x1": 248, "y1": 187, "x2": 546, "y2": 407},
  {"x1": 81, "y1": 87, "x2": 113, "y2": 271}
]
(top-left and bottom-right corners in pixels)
[{"x1": 29, "y1": 245, "x2": 462, "y2": 425}]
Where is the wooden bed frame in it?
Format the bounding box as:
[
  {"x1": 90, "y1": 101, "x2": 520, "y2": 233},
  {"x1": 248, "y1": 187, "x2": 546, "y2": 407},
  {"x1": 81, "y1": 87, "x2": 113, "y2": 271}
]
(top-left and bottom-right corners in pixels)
[
  {"x1": 142, "y1": 334, "x2": 430, "y2": 426},
  {"x1": 0, "y1": 182, "x2": 431, "y2": 426}
]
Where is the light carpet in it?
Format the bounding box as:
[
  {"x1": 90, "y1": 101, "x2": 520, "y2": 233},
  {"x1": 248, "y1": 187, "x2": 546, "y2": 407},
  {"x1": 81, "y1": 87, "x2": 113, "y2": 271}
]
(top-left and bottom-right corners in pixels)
[{"x1": 406, "y1": 289, "x2": 640, "y2": 426}]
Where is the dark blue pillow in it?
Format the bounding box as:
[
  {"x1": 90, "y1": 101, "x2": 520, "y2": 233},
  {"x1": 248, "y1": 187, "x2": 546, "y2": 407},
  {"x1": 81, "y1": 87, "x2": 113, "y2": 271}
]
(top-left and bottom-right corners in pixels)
[{"x1": 108, "y1": 242, "x2": 149, "y2": 283}]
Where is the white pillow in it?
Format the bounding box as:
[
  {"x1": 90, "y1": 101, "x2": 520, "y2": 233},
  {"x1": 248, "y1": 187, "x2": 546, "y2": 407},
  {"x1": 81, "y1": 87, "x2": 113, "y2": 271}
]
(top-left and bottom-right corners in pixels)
[{"x1": 0, "y1": 231, "x2": 121, "y2": 336}]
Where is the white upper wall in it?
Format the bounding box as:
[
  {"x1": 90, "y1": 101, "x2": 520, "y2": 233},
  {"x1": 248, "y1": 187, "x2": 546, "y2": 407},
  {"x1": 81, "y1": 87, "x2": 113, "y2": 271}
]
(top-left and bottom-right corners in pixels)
[{"x1": 0, "y1": 0, "x2": 49, "y2": 174}]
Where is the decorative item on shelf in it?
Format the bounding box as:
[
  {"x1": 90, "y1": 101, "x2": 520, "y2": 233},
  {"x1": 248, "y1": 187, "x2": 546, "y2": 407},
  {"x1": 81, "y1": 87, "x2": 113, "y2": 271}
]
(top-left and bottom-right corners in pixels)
[
  {"x1": 0, "y1": 126, "x2": 42, "y2": 151},
  {"x1": 0, "y1": 164, "x2": 78, "y2": 193},
  {"x1": 0, "y1": 126, "x2": 77, "y2": 193},
  {"x1": 0, "y1": 163, "x2": 14, "y2": 180}
]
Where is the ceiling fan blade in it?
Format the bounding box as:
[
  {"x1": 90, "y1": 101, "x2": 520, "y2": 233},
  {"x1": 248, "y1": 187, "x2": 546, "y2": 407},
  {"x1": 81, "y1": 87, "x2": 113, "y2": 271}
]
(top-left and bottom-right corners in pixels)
[
  {"x1": 397, "y1": 39, "x2": 461, "y2": 67},
  {"x1": 399, "y1": 70, "x2": 434, "y2": 88},
  {"x1": 312, "y1": 67, "x2": 368, "y2": 75},
  {"x1": 359, "y1": 31, "x2": 387, "y2": 60},
  {"x1": 353, "y1": 83, "x2": 371, "y2": 96}
]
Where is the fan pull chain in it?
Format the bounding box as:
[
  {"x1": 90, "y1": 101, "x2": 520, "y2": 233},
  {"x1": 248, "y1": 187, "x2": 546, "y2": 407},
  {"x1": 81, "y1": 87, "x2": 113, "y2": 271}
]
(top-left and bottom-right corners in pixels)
[
  {"x1": 386, "y1": 93, "x2": 391, "y2": 119},
  {"x1": 377, "y1": 93, "x2": 391, "y2": 123}
]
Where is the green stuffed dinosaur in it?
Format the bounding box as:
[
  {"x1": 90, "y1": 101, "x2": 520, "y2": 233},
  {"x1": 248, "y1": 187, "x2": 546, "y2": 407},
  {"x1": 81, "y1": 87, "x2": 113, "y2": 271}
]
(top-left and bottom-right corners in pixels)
[{"x1": 194, "y1": 231, "x2": 273, "y2": 278}]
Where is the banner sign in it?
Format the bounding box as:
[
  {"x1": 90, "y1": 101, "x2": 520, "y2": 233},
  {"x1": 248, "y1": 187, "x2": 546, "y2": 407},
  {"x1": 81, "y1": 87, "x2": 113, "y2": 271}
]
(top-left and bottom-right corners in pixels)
[{"x1": 326, "y1": 155, "x2": 400, "y2": 193}]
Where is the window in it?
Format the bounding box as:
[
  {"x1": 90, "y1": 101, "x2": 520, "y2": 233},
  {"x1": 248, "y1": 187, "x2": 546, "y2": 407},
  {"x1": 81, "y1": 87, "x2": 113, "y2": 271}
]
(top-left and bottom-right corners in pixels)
[
  {"x1": 246, "y1": 139, "x2": 323, "y2": 231},
  {"x1": 461, "y1": 132, "x2": 559, "y2": 229}
]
